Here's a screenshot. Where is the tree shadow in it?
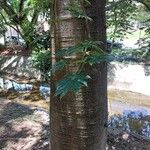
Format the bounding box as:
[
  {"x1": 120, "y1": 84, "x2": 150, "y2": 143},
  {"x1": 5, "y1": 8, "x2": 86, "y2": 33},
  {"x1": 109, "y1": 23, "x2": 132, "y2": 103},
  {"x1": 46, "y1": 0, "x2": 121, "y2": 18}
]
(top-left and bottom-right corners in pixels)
[
  {"x1": 0, "y1": 126, "x2": 32, "y2": 149},
  {"x1": 0, "y1": 101, "x2": 33, "y2": 124},
  {"x1": 144, "y1": 63, "x2": 150, "y2": 76},
  {"x1": 0, "y1": 100, "x2": 34, "y2": 149},
  {"x1": 108, "y1": 63, "x2": 117, "y2": 84},
  {"x1": 31, "y1": 124, "x2": 49, "y2": 150},
  {"x1": 0, "y1": 99, "x2": 50, "y2": 149}
]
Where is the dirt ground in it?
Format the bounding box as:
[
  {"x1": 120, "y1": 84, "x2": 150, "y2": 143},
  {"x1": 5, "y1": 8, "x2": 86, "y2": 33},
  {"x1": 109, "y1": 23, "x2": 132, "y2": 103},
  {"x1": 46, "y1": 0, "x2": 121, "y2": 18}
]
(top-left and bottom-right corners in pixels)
[
  {"x1": 0, "y1": 98, "x2": 150, "y2": 150},
  {"x1": 0, "y1": 98, "x2": 49, "y2": 150},
  {"x1": 107, "y1": 127, "x2": 150, "y2": 150}
]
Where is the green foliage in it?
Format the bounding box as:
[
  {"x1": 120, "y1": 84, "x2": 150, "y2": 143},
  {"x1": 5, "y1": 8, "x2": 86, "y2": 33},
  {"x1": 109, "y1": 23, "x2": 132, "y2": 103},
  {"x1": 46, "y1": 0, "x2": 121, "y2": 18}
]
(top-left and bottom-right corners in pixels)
[
  {"x1": 65, "y1": 1, "x2": 92, "y2": 21},
  {"x1": 135, "y1": 5, "x2": 150, "y2": 57},
  {"x1": 52, "y1": 60, "x2": 67, "y2": 74},
  {"x1": 56, "y1": 41, "x2": 105, "y2": 57},
  {"x1": 31, "y1": 49, "x2": 51, "y2": 81},
  {"x1": 0, "y1": 0, "x2": 51, "y2": 50},
  {"x1": 85, "y1": 51, "x2": 112, "y2": 65},
  {"x1": 56, "y1": 73, "x2": 91, "y2": 98},
  {"x1": 53, "y1": 40, "x2": 108, "y2": 98},
  {"x1": 0, "y1": 14, "x2": 7, "y2": 37},
  {"x1": 107, "y1": 0, "x2": 150, "y2": 59},
  {"x1": 107, "y1": 0, "x2": 137, "y2": 41},
  {"x1": 32, "y1": 30, "x2": 51, "y2": 50},
  {"x1": 0, "y1": 43, "x2": 5, "y2": 50},
  {"x1": 112, "y1": 48, "x2": 150, "y2": 60}
]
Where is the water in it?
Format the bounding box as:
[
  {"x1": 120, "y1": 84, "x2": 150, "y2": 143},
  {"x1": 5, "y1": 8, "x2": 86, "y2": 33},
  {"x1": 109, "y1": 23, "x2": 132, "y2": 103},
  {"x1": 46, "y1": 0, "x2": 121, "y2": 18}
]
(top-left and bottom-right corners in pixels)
[
  {"x1": 40, "y1": 85, "x2": 50, "y2": 99},
  {"x1": 109, "y1": 109, "x2": 150, "y2": 138},
  {"x1": 108, "y1": 61, "x2": 150, "y2": 138},
  {"x1": 0, "y1": 77, "x2": 32, "y2": 91},
  {"x1": 109, "y1": 100, "x2": 150, "y2": 115},
  {"x1": 0, "y1": 77, "x2": 50, "y2": 98}
]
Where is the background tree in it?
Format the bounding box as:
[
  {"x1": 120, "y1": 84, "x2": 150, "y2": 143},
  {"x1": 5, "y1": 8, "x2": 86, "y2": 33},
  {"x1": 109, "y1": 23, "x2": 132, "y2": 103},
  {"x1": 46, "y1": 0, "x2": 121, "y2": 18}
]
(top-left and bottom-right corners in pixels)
[
  {"x1": 107, "y1": 0, "x2": 150, "y2": 60},
  {"x1": 0, "y1": 0, "x2": 50, "y2": 51},
  {"x1": 136, "y1": 2, "x2": 150, "y2": 58},
  {"x1": 107, "y1": 0, "x2": 137, "y2": 42}
]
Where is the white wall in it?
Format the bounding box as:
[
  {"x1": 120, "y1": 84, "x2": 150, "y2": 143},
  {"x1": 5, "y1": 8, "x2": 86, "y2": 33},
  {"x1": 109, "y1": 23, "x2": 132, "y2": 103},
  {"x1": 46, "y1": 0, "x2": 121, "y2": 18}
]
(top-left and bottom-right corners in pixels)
[{"x1": 108, "y1": 62, "x2": 150, "y2": 96}]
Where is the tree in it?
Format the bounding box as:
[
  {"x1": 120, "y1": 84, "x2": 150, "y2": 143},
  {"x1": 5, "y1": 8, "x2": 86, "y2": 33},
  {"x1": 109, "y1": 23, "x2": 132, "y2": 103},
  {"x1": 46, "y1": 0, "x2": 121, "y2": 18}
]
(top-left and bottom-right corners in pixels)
[
  {"x1": 0, "y1": 0, "x2": 50, "y2": 51},
  {"x1": 136, "y1": 0, "x2": 150, "y2": 11},
  {"x1": 136, "y1": 1, "x2": 150, "y2": 58},
  {"x1": 50, "y1": 0, "x2": 107, "y2": 149},
  {"x1": 107, "y1": 0, "x2": 137, "y2": 42},
  {"x1": 107, "y1": 0, "x2": 150, "y2": 43},
  {"x1": 106, "y1": 0, "x2": 150, "y2": 60}
]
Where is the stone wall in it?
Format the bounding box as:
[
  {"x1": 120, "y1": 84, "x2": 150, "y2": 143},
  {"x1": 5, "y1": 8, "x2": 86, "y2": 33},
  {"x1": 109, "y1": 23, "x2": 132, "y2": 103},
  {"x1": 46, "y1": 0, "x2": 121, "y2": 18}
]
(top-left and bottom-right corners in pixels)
[{"x1": 0, "y1": 56, "x2": 41, "y2": 80}]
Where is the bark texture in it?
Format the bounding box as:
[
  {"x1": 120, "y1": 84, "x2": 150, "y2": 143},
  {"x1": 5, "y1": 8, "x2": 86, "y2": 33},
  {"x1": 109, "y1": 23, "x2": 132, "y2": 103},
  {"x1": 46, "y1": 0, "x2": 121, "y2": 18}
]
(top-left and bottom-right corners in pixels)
[
  {"x1": 50, "y1": 0, "x2": 107, "y2": 150},
  {"x1": 84, "y1": 0, "x2": 108, "y2": 148}
]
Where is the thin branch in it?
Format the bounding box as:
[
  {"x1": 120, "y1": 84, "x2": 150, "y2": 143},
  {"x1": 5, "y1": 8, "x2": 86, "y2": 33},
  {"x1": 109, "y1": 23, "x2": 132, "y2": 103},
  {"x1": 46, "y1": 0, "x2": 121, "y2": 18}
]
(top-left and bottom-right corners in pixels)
[
  {"x1": 0, "y1": 12, "x2": 22, "y2": 36},
  {"x1": 19, "y1": 0, "x2": 26, "y2": 13},
  {"x1": 0, "y1": 0, "x2": 19, "y2": 24},
  {"x1": 31, "y1": 9, "x2": 39, "y2": 25}
]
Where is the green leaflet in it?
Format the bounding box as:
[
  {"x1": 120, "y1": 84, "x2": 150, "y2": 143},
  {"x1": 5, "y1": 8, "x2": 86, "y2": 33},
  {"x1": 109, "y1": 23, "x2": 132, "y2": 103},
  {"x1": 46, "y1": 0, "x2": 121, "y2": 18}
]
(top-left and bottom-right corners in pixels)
[
  {"x1": 65, "y1": 2, "x2": 92, "y2": 21},
  {"x1": 85, "y1": 52, "x2": 114, "y2": 65},
  {"x1": 31, "y1": 50, "x2": 51, "y2": 81},
  {"x1": 55, "y1": 73, "x2": 91, "y2": 98},
  {"x1": 52, "y1": 60, "x2": 67, "y2": 74},
  {"x1": 55, "y1": 46, "x2": 83, "y2": 57},
  {"x1": 55, "y1": 40, "x2": 104, "y2": 57},
  {"x1": 54, "y1": 40, "x2": 108, "y2": 98},
  {"x1": 83, "y1": 0, "x2": 91, "y2": 5}
]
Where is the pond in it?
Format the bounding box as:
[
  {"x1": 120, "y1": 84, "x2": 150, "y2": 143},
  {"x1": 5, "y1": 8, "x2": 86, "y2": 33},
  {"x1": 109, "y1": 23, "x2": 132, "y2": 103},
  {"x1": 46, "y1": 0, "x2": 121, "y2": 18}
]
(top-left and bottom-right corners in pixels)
[
  {"x1": 109, "y1": 100, "x2": 150, "y2": 138},
  {"x1": 0, "y1": 77, "x2": 50, "y2": 99}
]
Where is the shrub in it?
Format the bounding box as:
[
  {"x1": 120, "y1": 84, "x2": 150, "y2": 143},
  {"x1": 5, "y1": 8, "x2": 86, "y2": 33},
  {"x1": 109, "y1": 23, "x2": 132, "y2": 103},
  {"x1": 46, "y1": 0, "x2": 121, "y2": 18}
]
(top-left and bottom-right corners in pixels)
[
  {"x1": 31, "y1": 49, "x2": 51, "y2": 81},
  {"x1": 0, "y1": 43, "x2": 5, "y2": 50}
]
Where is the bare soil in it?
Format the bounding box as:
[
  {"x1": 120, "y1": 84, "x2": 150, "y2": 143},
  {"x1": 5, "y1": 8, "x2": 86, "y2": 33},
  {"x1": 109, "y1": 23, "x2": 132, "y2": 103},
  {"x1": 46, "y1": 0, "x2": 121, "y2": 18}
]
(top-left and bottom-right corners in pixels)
[{"x1": 0, "y1": 98, "x2": 49, "y2": 150}]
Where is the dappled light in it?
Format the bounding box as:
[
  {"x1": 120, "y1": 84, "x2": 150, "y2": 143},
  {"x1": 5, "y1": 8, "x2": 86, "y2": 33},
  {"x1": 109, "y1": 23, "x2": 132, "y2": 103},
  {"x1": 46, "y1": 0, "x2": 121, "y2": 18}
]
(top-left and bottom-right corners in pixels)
[{"x1": 0, "y1": 99, "x2": 49, "y2": 150}]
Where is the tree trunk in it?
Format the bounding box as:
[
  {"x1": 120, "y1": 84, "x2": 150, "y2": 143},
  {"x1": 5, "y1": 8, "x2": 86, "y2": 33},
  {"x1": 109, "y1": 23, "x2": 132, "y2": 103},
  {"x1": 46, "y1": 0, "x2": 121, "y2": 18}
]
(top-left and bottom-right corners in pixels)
[
  {"x1": 84, "y1": 1, "x2": 108, "y2": 149},
  {"x1": 50, "y1": 0, "x2": 107, "y2": 150}
]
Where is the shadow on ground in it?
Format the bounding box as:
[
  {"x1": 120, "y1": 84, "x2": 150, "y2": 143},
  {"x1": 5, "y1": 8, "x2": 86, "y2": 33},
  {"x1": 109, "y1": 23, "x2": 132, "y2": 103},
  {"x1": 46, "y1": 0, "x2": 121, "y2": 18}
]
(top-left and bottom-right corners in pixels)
[
  {"x1": 1, "y1": 98, "x2": 150, "y2": 149},
  {"x1": 0, "y1": 99, "x2": 49, "y2": 150}
]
